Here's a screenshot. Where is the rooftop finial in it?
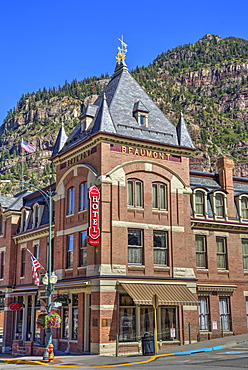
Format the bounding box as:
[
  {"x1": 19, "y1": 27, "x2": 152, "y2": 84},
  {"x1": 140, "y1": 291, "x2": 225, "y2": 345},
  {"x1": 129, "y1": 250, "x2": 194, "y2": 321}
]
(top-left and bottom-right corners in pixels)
[{"x1": 116, "y1": 36, "x2": 128, "y2": 64}]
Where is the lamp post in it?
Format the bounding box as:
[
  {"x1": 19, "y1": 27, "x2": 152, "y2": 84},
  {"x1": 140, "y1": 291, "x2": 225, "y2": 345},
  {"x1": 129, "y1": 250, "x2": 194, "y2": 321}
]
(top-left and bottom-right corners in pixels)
[{"x1": 0, "y1": 179, "x2": 56, "y2": 360}]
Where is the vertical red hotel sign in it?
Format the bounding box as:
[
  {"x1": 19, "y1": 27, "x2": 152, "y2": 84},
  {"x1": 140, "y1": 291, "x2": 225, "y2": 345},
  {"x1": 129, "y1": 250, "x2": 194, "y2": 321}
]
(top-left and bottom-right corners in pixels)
[{"x1": 88, "y1": 186, "x2": 100, "y2": 246}]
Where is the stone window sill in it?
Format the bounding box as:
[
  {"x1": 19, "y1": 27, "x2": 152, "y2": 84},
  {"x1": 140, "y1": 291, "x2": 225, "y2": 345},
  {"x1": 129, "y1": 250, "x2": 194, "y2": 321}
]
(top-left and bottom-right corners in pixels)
[
  {"x1": 217, "y1": 269, "x2": 229, "y2": 274},
  {"x1": 128, "y1": 264, "x2": 145, "y2": 269}
]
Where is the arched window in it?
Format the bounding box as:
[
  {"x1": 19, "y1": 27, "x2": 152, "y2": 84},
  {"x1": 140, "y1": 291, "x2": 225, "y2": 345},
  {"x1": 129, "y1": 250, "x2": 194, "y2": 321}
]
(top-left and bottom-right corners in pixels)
[
  {"x1": 127, "y1": 179, "x2": 143, "y2": 208},
  {"x1": 67, "y1": 187, "x2": 75, "y2": 215},
  {"x1": 152, "y1": 183, "x2": 167, "y2": 210},
  {"x1": 195, "y1": 191, "x2": 204, "y2": 215},
  {"x1": 215, "y1": 193, "x2": 224, "y2": 217},
  {"x1": 79, "y1": 182, "x2": 88, "y2": 211},
  {"x1": 241, "y1": 197, "x2": 248, "y2": 219}
]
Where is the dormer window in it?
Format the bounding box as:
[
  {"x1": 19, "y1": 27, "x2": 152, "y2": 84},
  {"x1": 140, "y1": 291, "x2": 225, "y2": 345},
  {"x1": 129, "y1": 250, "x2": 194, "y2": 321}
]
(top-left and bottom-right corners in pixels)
[
  {"x1": 80, "y1": 104, "x2": 98, "y2": 132},
  {"x1": 241, "y1": 196, "x2": 248, "y2": 220},
  {"x1": 133, "y1": 101, "x2": 149, "y2": 127},
  {"x1": 210, "y1": 191, "x2": 227, "y2": 220},
  {"x1": 195, "y1": 191, "x2": 204, "y2": 215},
  {"x1": 33, "y1": 204, "x2": 39, "y2": 228},
  {"x1": 139, "y1": 114, "x2": 147, "y2": 126},
  {"x1": 192, "y1": 188, "x2": 208, "y2": 218},
  {"x1": 215, "y1": 194, "x2": 224, "y2": 217},
  {"x1": 21, "y1": 209, "x2": 28, "y2": 232},
  {"x1": 236, "y1": 195, "x2": 248, "y2": 221}
]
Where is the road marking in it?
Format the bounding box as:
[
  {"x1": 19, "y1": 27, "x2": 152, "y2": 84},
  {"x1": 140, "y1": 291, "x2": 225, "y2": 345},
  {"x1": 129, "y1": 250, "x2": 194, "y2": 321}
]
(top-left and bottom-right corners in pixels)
[{"x1": 3, "y1": 345, "x2": 225, "y2": 368}]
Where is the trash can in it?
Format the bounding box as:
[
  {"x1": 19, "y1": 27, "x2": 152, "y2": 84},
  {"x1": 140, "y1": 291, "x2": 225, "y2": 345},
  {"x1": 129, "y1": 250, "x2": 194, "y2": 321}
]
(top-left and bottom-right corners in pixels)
[{"x1": 141, "y1": 332, "x2": 155, "y2": 355}]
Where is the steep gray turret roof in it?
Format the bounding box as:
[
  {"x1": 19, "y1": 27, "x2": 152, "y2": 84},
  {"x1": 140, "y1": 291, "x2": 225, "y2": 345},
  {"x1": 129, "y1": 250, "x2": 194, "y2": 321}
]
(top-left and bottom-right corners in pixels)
[
  {"x1": 93, "y1": 93, "x2": 116, "y2": 133},
  {"x1": 52, "y1": 122, "x2": 68, "y2": 157},
  {"x1": 55, "y1": 62, "x2": 195, "y2": 155},
  {"x1": 177, "y1": 112, "x2": 195, "y2": 149}
]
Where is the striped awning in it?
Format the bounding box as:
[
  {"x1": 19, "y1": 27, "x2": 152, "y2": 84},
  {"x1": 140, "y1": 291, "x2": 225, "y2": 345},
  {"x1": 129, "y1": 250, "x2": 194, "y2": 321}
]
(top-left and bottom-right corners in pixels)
[
  {"x1": 120, "y1": 283, "x2": 199, "y2": 306},
  {"x1": 197, "y1": 285, "x2": 237, "y2": 294}
]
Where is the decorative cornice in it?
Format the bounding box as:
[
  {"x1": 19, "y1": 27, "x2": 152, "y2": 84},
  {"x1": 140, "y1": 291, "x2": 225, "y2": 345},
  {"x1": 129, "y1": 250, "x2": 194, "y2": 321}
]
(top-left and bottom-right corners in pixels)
[
  {"x1": 53, "y1": 133, "x2": 194, "y2": 166},
  {"x1": 13, "y1": 225, "x2": 54, "y2": 243},
  {"x1": 191, "y1": 218, "x2": 248, "y2": 232},
  {"x1": 3, "y1": 210, "x2": 21, "y2": 218}
]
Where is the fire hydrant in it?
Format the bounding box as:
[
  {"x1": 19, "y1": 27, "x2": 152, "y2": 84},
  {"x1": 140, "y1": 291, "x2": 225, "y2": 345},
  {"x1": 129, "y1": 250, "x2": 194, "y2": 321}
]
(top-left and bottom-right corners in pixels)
[{"x1": 47, "y1": 343, "x2": 54, "y2": 362}]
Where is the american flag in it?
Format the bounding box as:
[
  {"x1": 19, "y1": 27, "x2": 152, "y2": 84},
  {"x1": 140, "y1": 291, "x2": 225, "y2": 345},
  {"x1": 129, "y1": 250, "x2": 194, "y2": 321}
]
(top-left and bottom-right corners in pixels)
[
  {"x1": 28, "y1": 250, "x2": 41, "y2": 286},
  {"x1": 21, "y1": 139, "x2": 36, "y2": 154}
]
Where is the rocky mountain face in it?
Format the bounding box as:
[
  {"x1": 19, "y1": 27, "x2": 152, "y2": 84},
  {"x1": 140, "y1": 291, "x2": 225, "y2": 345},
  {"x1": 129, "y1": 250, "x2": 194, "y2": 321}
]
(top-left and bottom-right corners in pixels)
[{"x1": 0, "y1": 34, "x2": 248, "y2": 193}]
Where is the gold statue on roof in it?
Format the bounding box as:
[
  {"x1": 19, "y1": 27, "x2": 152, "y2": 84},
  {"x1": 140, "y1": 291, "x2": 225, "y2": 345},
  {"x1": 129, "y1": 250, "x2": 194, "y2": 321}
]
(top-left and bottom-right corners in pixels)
[{"x1": 116, "y1": 36, "x2": 128, "y2": 63}]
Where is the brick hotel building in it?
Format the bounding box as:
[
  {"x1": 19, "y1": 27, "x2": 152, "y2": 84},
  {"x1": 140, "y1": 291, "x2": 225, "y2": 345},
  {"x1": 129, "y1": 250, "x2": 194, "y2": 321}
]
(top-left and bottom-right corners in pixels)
[{"x1": 0, "y1": 48, "x2": 248, "y2": 356}]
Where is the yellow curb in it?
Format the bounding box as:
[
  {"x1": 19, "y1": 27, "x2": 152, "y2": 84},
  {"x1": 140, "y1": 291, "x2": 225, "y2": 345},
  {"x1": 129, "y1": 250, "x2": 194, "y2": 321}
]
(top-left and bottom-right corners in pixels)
[{"x1": 4, "y1": 353, "x2": 174, "y2": 368}]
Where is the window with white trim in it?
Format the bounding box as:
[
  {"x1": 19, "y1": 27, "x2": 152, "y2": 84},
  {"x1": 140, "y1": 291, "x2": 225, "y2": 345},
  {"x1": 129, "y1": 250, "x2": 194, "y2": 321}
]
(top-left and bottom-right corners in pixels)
[
  {"x1": 153, "y1": 231, "x2": 168, "y2": 265},
  {"x1": 241, "y1": 197, "x2": 248, "y2": 219},
  {"x1": 215, "y1": 194, "x2": 224, "y2": 217},
  {"x1": 139, "y1": 115, "x2": 147, "y2": 126},
  {"x1": 195, "y1": 191, "x2": 204, "y2": 215},
  {"x1": 67, "y1": 187, "x2": 75, "y2": 215},
  {"x1": 128, "y1": 180, "x2": 143, "y2": 208},
  {"x1": 198, "y1": 297, "x2": 209, "y2": 330},
  {"x1": 79, "y1": 182, "x2": 88, "y2": 211},
  {"x1": 128, "y1": 229, "x2": 143, "y2": 264},
  {"x1": 152, "y1": 183, "x2": 167, "y2": 210},
  {"x1": 219, "y1": 296, "x2": 231, "y2": 331}
]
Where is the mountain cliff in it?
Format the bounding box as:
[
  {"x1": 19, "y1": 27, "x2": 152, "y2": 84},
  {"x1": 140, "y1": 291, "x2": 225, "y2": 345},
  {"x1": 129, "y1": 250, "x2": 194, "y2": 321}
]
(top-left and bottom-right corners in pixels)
[{"x1": 0, "y1": 34, "x2": 248, "y2": 192}]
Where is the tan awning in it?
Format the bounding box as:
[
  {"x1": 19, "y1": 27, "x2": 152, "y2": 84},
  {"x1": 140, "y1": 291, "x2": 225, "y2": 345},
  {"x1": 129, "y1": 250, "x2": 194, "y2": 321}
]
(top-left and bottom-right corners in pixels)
[
  {"x1": 197, "y1": 285, "x2": 237, "y2": 294},
  {"x1": 120, "y1": 283, "x2": 199, "y2": 306}
]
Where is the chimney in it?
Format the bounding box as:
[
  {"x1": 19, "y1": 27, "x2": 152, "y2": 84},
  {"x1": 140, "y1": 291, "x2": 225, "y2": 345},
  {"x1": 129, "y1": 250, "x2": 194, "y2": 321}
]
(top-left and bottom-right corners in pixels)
[{"x1": 216, "y1": 157, "x2": 236, "y2": 218}]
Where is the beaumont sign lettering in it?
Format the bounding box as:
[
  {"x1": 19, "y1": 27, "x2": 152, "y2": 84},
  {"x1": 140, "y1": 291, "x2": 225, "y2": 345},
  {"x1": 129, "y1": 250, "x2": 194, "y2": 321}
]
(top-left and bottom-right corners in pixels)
[
  {"x1": 110, "y1": 145, "x2": 181, "y2": 162},
  {"x1": 88, "y1": 186, "x2": 100, "y2": 246}
]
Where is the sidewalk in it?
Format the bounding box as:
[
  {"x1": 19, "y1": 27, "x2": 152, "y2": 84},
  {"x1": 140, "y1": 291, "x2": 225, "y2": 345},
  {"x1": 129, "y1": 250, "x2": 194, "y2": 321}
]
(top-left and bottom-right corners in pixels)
[{"x1": 1, "y1": 333, "x2": 248, "y2": 368}]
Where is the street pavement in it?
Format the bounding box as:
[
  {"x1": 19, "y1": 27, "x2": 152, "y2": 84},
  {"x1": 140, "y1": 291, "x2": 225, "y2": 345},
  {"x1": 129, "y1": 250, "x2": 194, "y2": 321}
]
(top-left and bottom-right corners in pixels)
[{"x1": 1, "y1": 333, "x2": 248, "y2": 368}]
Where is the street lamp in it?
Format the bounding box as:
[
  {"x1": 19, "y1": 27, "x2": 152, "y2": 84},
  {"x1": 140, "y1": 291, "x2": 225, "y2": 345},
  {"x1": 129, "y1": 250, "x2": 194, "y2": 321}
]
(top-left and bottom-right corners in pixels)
[{"x1": 0, "y1": 179, "x2": 56, "y2": 360}]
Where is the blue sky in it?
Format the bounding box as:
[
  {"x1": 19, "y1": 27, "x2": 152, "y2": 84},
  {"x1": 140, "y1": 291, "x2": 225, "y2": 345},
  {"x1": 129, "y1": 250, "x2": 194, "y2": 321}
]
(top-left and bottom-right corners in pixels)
[{"x1": 1, "y1": 0, "x2": 248, "y2": 124}]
